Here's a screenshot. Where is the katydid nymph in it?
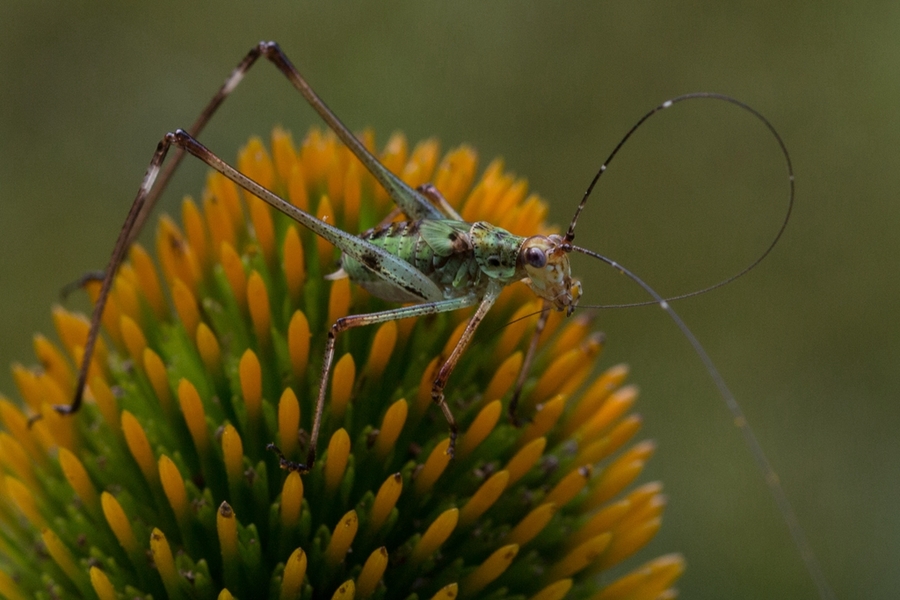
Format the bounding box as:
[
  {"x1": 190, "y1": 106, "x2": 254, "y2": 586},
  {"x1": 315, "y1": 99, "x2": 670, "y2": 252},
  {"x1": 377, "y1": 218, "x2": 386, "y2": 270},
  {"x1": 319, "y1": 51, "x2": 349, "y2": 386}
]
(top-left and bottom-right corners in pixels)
[{"x1": 53, "y1": 42, "x2": 832, "y2": 599}]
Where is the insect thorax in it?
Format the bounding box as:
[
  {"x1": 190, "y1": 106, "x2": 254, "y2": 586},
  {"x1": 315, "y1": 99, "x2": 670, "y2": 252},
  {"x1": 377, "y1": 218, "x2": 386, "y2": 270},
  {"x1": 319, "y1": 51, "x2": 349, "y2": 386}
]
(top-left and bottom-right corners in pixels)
[{"x1": 341, "y1": 219, "x2": 524, "y2": 303}]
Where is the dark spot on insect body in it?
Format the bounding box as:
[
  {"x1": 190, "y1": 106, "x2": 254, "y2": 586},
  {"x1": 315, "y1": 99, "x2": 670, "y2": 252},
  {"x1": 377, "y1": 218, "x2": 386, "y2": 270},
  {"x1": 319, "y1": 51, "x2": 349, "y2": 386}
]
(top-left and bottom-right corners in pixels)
[{"x1": 361, "y1": 251, "x2": 381, "y2": 270}]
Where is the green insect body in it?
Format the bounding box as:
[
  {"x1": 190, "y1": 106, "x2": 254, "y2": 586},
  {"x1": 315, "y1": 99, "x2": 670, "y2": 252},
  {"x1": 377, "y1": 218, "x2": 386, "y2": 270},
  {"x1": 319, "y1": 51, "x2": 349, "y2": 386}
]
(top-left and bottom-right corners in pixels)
[{"x1": 338, "y1": 217, "x2": 582, "y2": 311}]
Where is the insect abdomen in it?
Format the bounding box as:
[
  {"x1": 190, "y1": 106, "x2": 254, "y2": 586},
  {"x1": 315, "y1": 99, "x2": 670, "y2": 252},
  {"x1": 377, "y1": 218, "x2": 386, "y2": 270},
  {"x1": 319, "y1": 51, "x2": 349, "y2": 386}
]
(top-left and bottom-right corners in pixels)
[{"x1": 342, "y1": 220, "x2": 484, "y2": 302}]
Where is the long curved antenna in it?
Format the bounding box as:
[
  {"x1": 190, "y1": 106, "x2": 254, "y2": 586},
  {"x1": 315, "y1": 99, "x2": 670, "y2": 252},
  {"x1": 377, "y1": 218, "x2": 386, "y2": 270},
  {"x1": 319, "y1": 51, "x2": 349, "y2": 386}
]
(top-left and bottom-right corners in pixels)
[
  {"x1": 570, "y1": 243, "x2": 834, "y2": 600},
  {"x1": 566, "y1": 93, "x2": 794, "y2": 307}
]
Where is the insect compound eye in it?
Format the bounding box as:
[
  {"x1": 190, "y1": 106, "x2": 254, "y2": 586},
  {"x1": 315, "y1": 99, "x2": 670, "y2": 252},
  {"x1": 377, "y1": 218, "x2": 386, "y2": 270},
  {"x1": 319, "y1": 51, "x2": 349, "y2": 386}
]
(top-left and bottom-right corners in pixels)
[{"x1": 524, "y1": 246, "x2": 547, "y2": 268}]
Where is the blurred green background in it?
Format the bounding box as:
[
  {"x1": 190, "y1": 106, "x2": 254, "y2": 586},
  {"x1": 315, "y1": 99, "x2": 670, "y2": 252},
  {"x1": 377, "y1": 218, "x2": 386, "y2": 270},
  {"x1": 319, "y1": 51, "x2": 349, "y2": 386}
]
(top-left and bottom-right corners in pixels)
[{"x1": 0, "y1": 2, "x2": 893, "y2": 598}]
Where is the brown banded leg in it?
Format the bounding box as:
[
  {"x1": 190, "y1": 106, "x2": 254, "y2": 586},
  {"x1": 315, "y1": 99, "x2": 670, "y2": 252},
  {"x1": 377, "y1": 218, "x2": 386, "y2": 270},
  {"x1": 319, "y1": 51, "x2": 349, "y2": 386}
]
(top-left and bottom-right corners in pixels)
[
  {"x1": 56, "y1": 134, "x2": 177, "y2": 415},
  {"x1": 431, "y1": 283, "x2": 502, "y2": 457}
]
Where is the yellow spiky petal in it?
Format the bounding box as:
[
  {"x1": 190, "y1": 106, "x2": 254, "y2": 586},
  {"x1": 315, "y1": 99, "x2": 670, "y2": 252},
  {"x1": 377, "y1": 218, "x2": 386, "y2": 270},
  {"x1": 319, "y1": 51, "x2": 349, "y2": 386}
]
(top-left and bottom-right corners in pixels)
[
  {"x1": 280, "y1": 547, "x2": 307, "y2": 600},
  {"x1": 528, "y1": 579, "x2": 573, "y2": 600},
  {"x1": 280, "y1": 471, "x2": 304, "y2": 531},
  {"x1": 411, "y1": 508, "x2": 459, "y2": 564},
  {"x1": 89, "y1": 567, "x2": 117, "y2": 600},
  {"x1": 330, "y1": 353, "x2": 355, "y2": 422},
  {"x1": 374, "y1": 399, "x2": 407, "y2": 461},
  {"x1": 365, "y1": 321, "x2": 397, "y2": 379},
  {"x1": 505, "y1": 502, "x2": 557, "y2": 547},
  {"x1": 457, "y1": 400, "x2": 501, "y2": 460},
  {"x1": 172, "y1": 277, "x2": 201, "y2": 337},
  {"x1": 283, "y1": 225, "x2": 306, "y2": 303},
  {"x1": 159, "y1": 454, "x2": 189, "y2": 528},
  {"x1": 369, "y1": 472, "x2": 403, "y2": 533},
  {"x1": 222, "y1": 424, "x2": 244, "y2": 492},
  {"x1": 316, "y1": 195, "x2": 337, "y2": 271},
  {"x1": 459, "y1": 470, "x2": 509, "y2": 528},
  {"x1": 505, "y1": 436, "x2": 546, "y2": 487},
  {"x1": 277, "y1": 387, "x2": 301, "y2": 460},
  {"x1": 325, "y1": 510, "x2": 358, "y2": 567},
  {"x1": 239, "y1": 348, "x2": 263, "y2": 428},
  {"x1": 288, "y1": 310, "x2": 311, "y2": 383},
  {"x1": 218, "y1": 501, "x2": 240, "y2": 571},
  {"x1": 121, "y1": 410, "x2": 157, "y2": 487},
  {"x1": 483, "y1": 351, "x2": 523, "y2": 405},
  {"x1": 143, "y1": 347, "x2": 172, "y2": 414},
  {"x1": 356, "y1": 546, "x2": 388, "y2": 599},
  {"x1": 220, "y1": 242, "x2": 248, "y2": 311},
  {"x1": 545, "y1": 533, "x2": 612, "y2": 581},
  {"x1": 101, "y1": 491, "x2": 137, "y2": 554},
  {"x1": 430, "y1": 583, "x2": 459, "y2": 600},
  {"x1": 461, "y1": 544, "x2": 518, "y2": 597},
  {"x1": 178, "y1": 378, "x2": 209, "y2": 456},
  {"x1": 414, "y1": 438, "x2": 452, "y2": 496},
  {"x1": 247, "y1": 271, "x2": 272, "y2": 347},
  {"x1": 150, "y1": 527, "x2": 181, "y2": 597},
  {"x1": 545, "y1": 465, "x2": 592, "y2": 509},
  {"x1": 327, "y1": 276, "x2": 351, "y2": 326},
  {"x1": 58, "y1": 447, "x2": 98, "y2": 512},
  {"x1": 195, "y1": 322, "x2": 223, "y2": 377},
  {"x1": 331, "y1": 580, "x2": 355, "y2": 600},
  {"x1": 324, "y1": 428, "x2": 351, "y2": 493},
  {"x1": 42, "y1": 528, "x2": 81, "y2": 586}
]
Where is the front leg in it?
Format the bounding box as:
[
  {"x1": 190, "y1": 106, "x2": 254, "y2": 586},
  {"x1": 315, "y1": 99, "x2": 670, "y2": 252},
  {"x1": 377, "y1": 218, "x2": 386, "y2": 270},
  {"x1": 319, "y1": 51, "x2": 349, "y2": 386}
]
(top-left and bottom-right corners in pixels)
[{"x1": 431, "y1": 284, "x2": 502, "y2": 458}]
